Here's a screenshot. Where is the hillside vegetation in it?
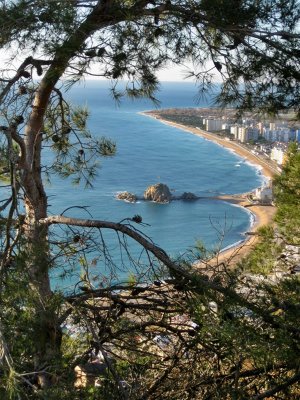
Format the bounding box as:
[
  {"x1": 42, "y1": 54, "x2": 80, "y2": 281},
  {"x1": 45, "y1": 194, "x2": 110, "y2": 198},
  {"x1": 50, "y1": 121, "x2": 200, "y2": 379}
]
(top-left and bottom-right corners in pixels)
[{"x1": 244, "y1": 143, "x2": 300, "y2": 274}]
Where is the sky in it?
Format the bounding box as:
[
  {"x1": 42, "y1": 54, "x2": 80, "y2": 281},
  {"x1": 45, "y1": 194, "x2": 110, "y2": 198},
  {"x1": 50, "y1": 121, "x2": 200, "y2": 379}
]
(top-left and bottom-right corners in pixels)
[
  {"x1": 156, "y1": 63, "x2": 195, "y2": 82},
  {"x1": 0, "y1": 49, "x2": 212, "y2": 83}
]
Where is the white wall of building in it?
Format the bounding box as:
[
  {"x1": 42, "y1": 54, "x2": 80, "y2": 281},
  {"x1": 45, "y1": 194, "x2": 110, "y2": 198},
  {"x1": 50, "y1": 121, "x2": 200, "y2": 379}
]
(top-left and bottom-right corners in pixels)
[
  {"x1": 206, "y1": 119, "x2": 223, "y2": 131},
  {"x1": 271, "y1": 147, "x2": 285, "y2": 165}
]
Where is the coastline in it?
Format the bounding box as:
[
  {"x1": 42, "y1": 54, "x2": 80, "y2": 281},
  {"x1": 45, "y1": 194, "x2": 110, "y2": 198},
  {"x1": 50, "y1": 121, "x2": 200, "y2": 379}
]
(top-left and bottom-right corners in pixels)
[
  {"x1": 141, "y1": 110, "x2": 278, "y2": 267},
  {"x1": 141, "y1": 111, "x2": 277, "y2": 179},
  {"x1": 205, "y1": 200, "x2": 277, "y2": 267}
]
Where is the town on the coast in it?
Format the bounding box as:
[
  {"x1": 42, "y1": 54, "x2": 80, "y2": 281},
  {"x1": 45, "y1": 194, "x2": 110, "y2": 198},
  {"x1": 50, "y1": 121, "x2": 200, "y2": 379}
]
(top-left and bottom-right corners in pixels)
[
  {"x1": 145, "y1": 108, "x2": 300, "y2": 205},
  {"x1": 148, "y1": 108, "x2": 300, "y2": 167},
  {"x1": 202, "y1": 112, "x2": 300, "y2": 167}
]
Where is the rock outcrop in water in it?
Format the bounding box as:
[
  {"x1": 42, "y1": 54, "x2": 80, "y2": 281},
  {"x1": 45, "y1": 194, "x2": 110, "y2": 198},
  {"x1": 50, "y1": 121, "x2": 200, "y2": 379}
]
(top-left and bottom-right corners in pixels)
[
  {"x1": 144, "y1": 183, "x2": 172, "y2": 203},
  {"x1": 116, "y1": 184, "x2": 200, "y2": 203},
  {"x1": 116, "y1": 191, "x2": 137, "y2": 203},
  {"x1": 180, "y1": 192, "x2": 199, "y2": 200}
]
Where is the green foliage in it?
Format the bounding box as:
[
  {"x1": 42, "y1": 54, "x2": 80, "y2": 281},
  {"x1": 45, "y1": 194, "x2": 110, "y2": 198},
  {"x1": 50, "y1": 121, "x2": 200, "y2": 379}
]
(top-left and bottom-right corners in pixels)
[
  {"x1": 0, "y1": 0, "x2": 299, "y2": 113},
  {"x1": 0, "y1": 0, "x2": 77, "y2": 52},
  {"x1": 243, "y1": 144, "x2": 300, "y2": 274},
  {"x1": 274, "y1": 143, "x2": 300, "y2": 202},
  {"x1": 0, "y1": 141, "x2": 20, "y2": 182},
  {"x1": 0, "y1": 1, "x2": 299, "y2": 399},
  {"x1": 241, "y1": 225, "x2": 281, "y2": 274},
  {"x1": 274, "y1": 143, "x2": 300, "y2": 243},
  {"x1": 0, "y1": 145, "x2": 10, "y2": 182},
  {"x1": 43, "y1": 101, "x2": 116, "y2": 187}
]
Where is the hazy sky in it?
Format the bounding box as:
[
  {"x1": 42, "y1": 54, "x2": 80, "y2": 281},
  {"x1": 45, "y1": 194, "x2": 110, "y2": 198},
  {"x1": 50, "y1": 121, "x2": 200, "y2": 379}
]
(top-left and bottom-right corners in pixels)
[
  {"x1": 0, "y1": 50, "x2": 218, "y2": 86},
  {"x1": 0, "y1": 50, "x2": 213, "y2": 83},
  {"x1": 156, "y1": 62, "x2": 194, "y2": 82}
]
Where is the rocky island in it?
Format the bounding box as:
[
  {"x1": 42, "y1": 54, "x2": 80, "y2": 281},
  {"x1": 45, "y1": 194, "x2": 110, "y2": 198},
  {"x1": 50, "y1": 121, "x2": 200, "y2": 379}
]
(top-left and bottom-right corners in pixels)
[
  {"x1": 144, "y1": 183, "x2": 172, "y2": 203},
  {"x1": 116, "y1": 191, "x2": 137, "y2": 203},
  {"x1": 116, "y1": 183, "x2": 199, "y2": 204}
]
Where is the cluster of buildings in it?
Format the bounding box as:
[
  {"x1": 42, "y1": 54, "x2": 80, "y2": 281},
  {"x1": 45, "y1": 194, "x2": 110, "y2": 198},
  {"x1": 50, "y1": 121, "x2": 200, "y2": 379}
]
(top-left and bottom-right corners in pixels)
[{"x1": 202, "y1": 116, "x2": 300, "y2": 166}]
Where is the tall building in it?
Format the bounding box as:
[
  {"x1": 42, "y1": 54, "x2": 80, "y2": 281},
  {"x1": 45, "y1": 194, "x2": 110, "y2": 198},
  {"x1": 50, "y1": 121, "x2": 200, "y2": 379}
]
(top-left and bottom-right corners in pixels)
[
  {"x1": 257, "y1": 122, "x2": 264, "y2": 135},
  {"x1": 238, "y1": 127, "x2": 248, "y2": 142},
  {"x1": 205, "y1": 119, "x2": 223, "y2": 131},
  {"x1": 230, "y1": 125, "x2": 239, "y2": 140},
  {"x1": 237, "y1": 127, "x2": 259, "y2": 143},
  {"x1": 271, "y1": 146, "x2": 286, "y2": 165}
]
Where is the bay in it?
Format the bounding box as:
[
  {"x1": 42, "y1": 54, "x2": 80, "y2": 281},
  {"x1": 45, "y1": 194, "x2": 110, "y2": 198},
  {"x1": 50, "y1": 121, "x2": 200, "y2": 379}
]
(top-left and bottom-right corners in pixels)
[{"x1": 46, "y1": 81, "x2": 263, "y2": 287}]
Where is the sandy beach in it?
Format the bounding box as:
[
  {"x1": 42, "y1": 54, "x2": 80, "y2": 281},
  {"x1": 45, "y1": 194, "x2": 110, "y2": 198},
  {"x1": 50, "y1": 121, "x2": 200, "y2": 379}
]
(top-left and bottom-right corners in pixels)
[{"x1": 142, "y1": 111, "x2": 278, "y2": 267}]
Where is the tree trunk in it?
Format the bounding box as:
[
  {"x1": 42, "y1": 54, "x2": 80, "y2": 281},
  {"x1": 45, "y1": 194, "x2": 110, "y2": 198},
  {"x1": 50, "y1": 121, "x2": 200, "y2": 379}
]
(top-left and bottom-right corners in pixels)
[
  {"x1": 22, "y1": 91, "x2": 62, "y2": 385},
  {"x1": 17, "y1": 1, "x2": 137, "y2": 385},
  {"x1": 18, "y1": 62, "x2": 73, "y2": 393}
]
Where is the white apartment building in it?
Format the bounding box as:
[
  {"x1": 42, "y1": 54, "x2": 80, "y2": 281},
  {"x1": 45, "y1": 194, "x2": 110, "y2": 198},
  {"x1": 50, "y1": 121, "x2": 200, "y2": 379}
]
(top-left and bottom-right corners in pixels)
[
  {"x1": 205, "y1": 118, "x2": 223, "y2": 131},
  {"x1": 257, "y1": 122, "x2": 264, "y2": 135},
  {"x1": 237, "y1": 127, "x2": 259, "y2": 143},
  {"x1": 238, "y1": 126, "x2": 248, "y2": 142},
  {"x1": 271, "y1": 146, "x2": 286, "y2": 165},
  {"x1": 255, "y1": 186, "x2": 273, "y2": 204},
  {"x1": 230, "y1": 125, "x2": 239, "y2": 139}
]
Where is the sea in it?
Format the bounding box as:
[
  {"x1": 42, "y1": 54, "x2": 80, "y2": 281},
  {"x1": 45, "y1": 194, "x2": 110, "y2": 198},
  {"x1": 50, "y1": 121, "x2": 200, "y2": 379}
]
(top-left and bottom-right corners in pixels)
[{"x1": 46, "y1": 80, "x2": 265, "y2": 288}]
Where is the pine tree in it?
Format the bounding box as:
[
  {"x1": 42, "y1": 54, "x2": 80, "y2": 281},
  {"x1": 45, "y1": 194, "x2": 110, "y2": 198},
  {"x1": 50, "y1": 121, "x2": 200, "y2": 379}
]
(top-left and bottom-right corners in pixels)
[{"x1": 0, "y1": 1, "x2": 299, "y2": 398}]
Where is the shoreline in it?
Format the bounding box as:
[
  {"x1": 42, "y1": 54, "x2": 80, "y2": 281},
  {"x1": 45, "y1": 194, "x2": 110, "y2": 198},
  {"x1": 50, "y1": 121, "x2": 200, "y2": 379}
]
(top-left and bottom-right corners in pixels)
[
  {"x1": 141, "y1": 110, "x2": 278, "y2": 266},
  {"x1": 141, "y1": 111, "x2": 277, "y2": 179},
  {"x1": 204, "y1": 199, "x2": 276, "y2": 267}
]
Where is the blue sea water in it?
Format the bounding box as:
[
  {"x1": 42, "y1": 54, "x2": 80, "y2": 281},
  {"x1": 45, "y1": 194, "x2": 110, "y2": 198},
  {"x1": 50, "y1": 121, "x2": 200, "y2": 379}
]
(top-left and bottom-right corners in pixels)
[{"x1": 46, "y1": 80, "x2": 264, "y2": 286}]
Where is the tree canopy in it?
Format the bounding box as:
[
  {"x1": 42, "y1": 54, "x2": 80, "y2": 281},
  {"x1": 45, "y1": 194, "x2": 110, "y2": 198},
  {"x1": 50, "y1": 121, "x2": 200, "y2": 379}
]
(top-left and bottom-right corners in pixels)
[
  {"x1": 0, "y1": 0, "x2": 299, "y2": 113},
  {"x1": 0, "y1": 0, "x2": 300, "y2": 399}
]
